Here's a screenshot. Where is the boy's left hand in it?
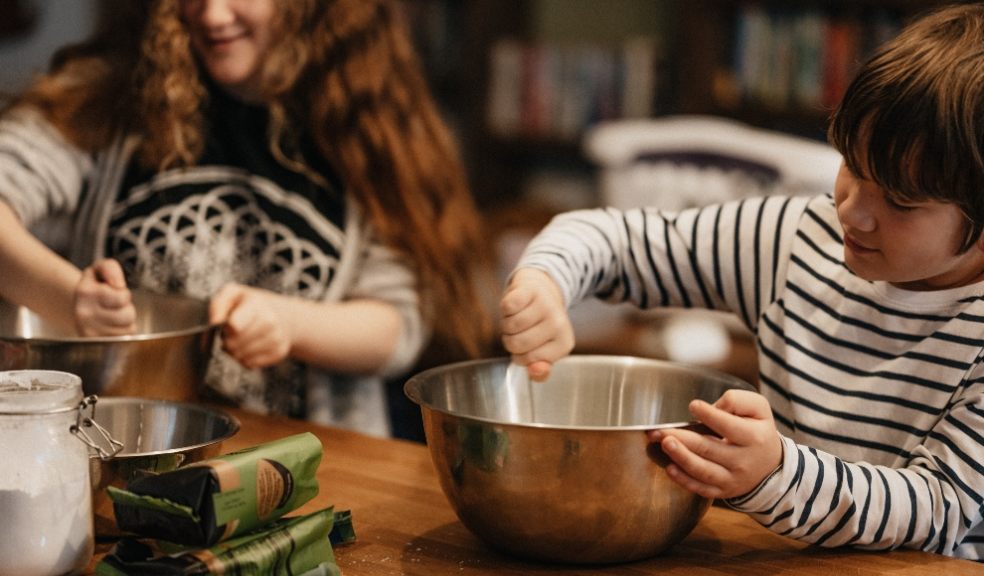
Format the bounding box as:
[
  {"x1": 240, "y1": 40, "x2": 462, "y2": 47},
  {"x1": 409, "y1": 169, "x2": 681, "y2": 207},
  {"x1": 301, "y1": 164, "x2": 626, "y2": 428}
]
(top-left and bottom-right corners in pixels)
[{"x1": 648, "y1": 389, "x2": 783, "y2": 499}]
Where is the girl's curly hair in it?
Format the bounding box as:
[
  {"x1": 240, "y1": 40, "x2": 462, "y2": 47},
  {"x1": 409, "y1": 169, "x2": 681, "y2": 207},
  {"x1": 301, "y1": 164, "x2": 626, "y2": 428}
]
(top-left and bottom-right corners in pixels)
[{"x1": 14, "y1": 0, "x2": 493, "y2": 359}]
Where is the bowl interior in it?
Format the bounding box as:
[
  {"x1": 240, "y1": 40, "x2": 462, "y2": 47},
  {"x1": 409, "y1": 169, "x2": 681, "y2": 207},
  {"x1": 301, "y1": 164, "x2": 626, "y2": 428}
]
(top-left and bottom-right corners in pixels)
[
  {"x1": 405, "y1": 355, "x2": 754, "y2": 429},
  {"x1": 0, "y1": 290, "x2": 212, "y2": 341},
  {"x1": 92, "y1": 397, "x2": 240, "y2": 456}
]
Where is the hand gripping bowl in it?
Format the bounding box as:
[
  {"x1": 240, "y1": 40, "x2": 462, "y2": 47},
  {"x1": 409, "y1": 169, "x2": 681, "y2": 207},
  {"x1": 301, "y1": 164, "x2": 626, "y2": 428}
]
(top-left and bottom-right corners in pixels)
[
  {"x1": 88, "y1": 397, "x2": 240, "y2": 537},
  {"x1": 404, "y1": 355, "x2": 756, "y2": 565},
  {"x1": 0, "y1": 291, "x2": 218, "y2": 401}
]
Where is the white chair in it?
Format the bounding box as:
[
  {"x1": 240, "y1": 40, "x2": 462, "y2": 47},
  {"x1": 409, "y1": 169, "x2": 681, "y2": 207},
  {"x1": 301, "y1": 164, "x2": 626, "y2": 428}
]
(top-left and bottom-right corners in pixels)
[
  {"x1": 584, "y1": 115, "x2": 842, "y2": 211},
  {"x1": 571, "y1": 116, "x2": 842, "y2": 371}
]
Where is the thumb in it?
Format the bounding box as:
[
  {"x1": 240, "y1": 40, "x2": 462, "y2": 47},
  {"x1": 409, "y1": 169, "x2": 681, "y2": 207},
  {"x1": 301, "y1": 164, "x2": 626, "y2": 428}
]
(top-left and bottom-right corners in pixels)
[
  {"x1": 209, "y1": 285, "x2": 243, "y2": 326},
  {"x1": 93, "y1": 259, "x2": 127, "y2": 289}
]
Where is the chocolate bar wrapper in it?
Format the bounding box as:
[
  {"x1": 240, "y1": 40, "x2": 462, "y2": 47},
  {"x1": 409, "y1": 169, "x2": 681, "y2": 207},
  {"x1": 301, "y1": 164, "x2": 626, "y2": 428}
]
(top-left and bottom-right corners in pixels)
[
  {"x1": 94, "y1": 506, "x2": 354, "y2": 576},
  {"x1": 108, "y1": 432, "x2": 322, "y2": 546}
]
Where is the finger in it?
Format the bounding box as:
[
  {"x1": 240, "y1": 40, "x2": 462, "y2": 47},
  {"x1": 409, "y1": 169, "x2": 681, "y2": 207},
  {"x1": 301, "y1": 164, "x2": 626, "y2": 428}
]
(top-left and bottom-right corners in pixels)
[
  {"x1": 690, "y1": 397, "x2": 766, "y2": 446},
  {"x1": 223, "y1": 301, "x2": 256, "y2": 336},
  {"x1": 96, "y1": 285, "x2": 133, "y2": 310},
  {"x1": 665, "y1": 462, "x2": 725, "y2": 499},
  {"x1": 659, "y1": 433, "x2": 731, "y2": 490},
  {"x1": 224, "y1": 326, "x2": 286, "y2": 369},
  {"x1": 76, "y1": 304, "x2": 137, "y2": 336},
  {"x1": 499, "y1": 303, "x2": 544, "y2": 336},
  {"x1": 209, "y1": 285, "x2": 243, "y2": 325},
  {"x1": 527, "y1": 360, "x2": 552, "y2": 381},
  {"x1": 238, "y1": 345, "x2": 287, "y2": 369},
  {"x1": 508, "y1": 336, "x2": 573, "y2": 368},
  {"x1": 713, "y1": 389, "x2": 771, "y2": 419},
  {"x1": 100, "y1": 306, "x2": 137, "y2": 329},
  {"x1": 93, "y1": 259, "x2": 128, "y2": 289},
  {"x1": 501, "y1": 317, "x2": 559, "y2": 354},
  {"x1": 500, "y1": 285, "x2": 534, "y2": 318}
]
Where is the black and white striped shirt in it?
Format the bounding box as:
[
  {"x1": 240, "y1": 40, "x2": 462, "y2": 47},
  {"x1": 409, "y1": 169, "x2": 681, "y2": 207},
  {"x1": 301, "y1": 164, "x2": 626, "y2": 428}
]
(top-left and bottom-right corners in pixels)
[{"x1": 517, "y1": 194, "x2": 984, "y2": 559}]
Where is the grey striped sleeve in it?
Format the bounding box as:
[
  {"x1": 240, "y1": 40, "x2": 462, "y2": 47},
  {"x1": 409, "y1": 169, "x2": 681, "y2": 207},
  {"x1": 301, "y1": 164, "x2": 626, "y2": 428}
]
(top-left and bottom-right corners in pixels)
[
  {"x1": 0, "y1": 108, "x2": 92, "y2": 225},
  {"x1": 348, "y1": 238, "x2": 426, "y2": 378}
]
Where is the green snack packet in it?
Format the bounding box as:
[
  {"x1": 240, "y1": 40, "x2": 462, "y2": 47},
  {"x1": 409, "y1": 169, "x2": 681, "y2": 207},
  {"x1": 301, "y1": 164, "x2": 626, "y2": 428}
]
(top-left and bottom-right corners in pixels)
[
  {"x1": 95, "y1": 506, "x2": 354, "y2": 576},
  {"x1": 107, "y1": 432, "x2": 322, "y2": 547}
]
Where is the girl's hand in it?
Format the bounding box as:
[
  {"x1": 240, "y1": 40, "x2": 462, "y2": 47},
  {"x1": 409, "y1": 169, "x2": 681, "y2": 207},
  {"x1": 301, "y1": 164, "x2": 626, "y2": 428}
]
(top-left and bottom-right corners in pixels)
[
  {"x1": 648, "y1": 389, "x2": 783, "y2": 499},
  {"x1": 499, "y1": 267, "x2": 574, "y2": 381},
  {"x1": 74, "y1": 259, "x2": 136, "y2": 336},
  {"x1": 209, "y1": 284, "x2": 293, "y2": 369}
]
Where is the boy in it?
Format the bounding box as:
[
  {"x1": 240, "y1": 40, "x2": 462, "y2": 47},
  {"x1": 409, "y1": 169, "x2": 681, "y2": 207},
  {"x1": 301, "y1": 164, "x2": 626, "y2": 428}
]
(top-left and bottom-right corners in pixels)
[{"x1": 500, "y1": 4, "x2": 984, "y2": 559}]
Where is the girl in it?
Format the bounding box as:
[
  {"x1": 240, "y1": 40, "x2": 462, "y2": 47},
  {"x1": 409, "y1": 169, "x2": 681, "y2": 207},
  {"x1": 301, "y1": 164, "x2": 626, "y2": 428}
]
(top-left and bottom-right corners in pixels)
[{"x1": 0, "y1": 0, "x2": 491, "y2": 436}]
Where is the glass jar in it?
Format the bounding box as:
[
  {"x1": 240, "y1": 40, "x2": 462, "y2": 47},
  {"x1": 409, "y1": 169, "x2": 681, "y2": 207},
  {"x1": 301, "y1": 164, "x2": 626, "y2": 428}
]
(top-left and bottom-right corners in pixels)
[{"x1": 0, "y1": 370, "x2": 94, "y2": 576}]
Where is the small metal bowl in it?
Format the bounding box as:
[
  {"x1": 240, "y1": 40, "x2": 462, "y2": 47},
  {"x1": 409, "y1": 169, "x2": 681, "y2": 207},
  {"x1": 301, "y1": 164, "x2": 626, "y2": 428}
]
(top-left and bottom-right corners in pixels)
[
  {"x1": 405, "y1": 355, "x2": 755, "y2": 564},
  {"x1": 88, "y1": 397, "x2": 240, "y2": 537},
  {"x1": 0, "y1": 291, "x2": 218, "y2": 401}
]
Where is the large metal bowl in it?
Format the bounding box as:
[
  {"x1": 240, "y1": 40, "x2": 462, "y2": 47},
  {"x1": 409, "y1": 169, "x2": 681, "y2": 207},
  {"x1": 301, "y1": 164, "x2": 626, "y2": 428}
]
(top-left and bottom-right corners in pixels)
[
  {"x1": 404, "y1": 355, "x2": 755, "y2": 564},
  {"x1": 0, "y1": 291, "x2": 218, "y2": 401},
  {"x1": 88, "y1": 397, "x2": 240, "y2": 537}
]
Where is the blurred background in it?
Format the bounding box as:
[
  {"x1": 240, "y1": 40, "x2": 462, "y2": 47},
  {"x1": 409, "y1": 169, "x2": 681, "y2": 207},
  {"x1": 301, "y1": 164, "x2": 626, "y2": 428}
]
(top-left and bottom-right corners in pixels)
[{"x1": 0, "y1": 0, "x2": 956, "y2": 439}]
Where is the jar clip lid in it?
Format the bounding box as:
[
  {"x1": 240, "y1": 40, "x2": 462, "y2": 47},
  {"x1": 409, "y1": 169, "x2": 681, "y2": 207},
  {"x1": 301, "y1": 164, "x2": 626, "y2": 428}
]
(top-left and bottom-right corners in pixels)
[{"x1": 71, "y1": 395, "x2": 124, "y2": 460}]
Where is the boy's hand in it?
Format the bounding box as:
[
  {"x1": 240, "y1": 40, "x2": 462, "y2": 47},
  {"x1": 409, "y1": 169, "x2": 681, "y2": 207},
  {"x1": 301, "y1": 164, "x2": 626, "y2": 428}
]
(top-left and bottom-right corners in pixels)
[
  {"x1": 647, "y1": 389, "x2": 783, "y2": 499},
  {"x1": 499, "y1": 267, "x2": 574, "y2": 380},
  {"x1": 74, "y1": 258, "x2": 136, "y2": 336},
  {"x1": 209, "y1": 284, "x2": 293, "y2": 369}
]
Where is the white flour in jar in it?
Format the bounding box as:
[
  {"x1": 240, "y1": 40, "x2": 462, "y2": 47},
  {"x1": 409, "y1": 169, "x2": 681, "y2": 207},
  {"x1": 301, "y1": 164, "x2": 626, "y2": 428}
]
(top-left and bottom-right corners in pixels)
[
  {"x1": 0, "y1": 483, "x2": 92, "y2": 576},
  {"x1": 0, "y1": 378, "x2": 94, "y2": 576}
]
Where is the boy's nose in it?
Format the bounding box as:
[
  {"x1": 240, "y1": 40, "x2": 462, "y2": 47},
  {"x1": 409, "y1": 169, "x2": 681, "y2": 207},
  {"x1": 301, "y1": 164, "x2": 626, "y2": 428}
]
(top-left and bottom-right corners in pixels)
[{"x1": 837, "y1": 188, "x2": 877, "y2": 233}]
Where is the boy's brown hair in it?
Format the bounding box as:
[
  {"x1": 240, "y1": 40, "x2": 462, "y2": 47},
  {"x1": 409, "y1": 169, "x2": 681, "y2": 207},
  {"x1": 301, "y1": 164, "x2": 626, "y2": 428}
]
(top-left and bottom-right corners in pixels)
[{"x1": 828, "y1": 3, "x2": 984, "y2": 252}]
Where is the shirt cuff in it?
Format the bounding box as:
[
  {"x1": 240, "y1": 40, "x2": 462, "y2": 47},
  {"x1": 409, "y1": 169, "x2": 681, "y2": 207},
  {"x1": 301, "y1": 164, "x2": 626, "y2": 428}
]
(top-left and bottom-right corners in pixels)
[{"x1": 725, "y1": 434, "x2": 798, "y2": 511}]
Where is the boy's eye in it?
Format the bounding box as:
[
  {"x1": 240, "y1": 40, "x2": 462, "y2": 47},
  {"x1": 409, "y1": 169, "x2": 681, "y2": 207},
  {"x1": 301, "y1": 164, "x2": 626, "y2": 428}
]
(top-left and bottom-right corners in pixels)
[{"x1": 884, "y1": 195, "x2": 917, "y2": 212}]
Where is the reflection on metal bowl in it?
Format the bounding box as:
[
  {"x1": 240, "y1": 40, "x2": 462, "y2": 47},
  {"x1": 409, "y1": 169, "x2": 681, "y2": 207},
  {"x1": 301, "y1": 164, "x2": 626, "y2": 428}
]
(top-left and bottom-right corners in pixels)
[
  {"x1": 88, "y1": 397, "x2": 240, "y2": 537},
  {"x1": 404, "y1": 355, "x2": 755, "y2": 565},
  {"x1": 0, "y1": 291, "x2": 218, "y2": 401}
]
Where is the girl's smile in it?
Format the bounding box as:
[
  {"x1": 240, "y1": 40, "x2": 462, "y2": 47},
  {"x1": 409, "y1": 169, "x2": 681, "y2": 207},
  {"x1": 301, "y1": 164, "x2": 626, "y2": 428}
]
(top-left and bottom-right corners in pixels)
[{"x1": 180, "y1": 0, "x2": 275, "y2": 102}]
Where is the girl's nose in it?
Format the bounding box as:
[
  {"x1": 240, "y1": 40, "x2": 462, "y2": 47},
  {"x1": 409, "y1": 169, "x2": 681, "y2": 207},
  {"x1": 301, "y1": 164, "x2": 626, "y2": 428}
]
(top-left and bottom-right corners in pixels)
[{"x1": 194, "y1": 0, "x2": 235, "y2": 27}]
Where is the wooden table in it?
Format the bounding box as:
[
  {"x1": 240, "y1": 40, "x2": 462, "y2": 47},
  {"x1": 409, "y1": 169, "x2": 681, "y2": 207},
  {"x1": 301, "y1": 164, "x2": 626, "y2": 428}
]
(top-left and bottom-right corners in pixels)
[{"x1": 87, "y1": 407, "x2": 984, "y2": 575}]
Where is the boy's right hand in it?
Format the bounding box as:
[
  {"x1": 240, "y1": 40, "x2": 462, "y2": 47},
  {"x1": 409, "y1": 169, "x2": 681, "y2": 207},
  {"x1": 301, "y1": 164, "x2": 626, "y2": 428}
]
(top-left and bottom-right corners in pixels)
[
  {"x1": 499, "y1": 267, "x2": 574, "y2": 381},
  {"x1": 74, "y1": 258, "x2": 136, "y2": 336}
]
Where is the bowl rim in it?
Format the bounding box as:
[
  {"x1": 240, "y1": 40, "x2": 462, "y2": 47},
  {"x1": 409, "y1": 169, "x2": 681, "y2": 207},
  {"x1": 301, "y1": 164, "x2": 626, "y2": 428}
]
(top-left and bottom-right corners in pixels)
[
  {"x1": 0, "y1": 290, "x2": 220, "y2": 344},
  {"x1": 90, "y1": 396, "x2": 241, "y2": 459},
  {"x1": 0, "y1": 323, "x2": 220, "y2": 344},
  {"x1": 404, "y1": 354, "x2": 756, "y2": 432}
]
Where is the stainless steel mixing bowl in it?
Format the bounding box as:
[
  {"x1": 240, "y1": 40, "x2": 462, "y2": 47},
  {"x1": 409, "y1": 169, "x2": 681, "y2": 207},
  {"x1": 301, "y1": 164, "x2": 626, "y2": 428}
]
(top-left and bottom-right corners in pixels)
[
  {"x1": 88, "y1": 396, "x2": 240, "y2": 537},
  {"x1": 404, "y1": 355, "x2": 756, "y2": 564},
  {"x1": 0, "y1": 291, "x2": 218, "y2": 401}
]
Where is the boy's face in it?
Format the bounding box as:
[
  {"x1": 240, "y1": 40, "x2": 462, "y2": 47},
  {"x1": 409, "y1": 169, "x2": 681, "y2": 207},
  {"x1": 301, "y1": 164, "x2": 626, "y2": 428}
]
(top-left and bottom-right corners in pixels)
[
  {"x1": 180, "y1": 0, "x2": 276, "y2": 103},
  {"x1": 833, "y1": 161, "x2": 984, "y2": 290}
]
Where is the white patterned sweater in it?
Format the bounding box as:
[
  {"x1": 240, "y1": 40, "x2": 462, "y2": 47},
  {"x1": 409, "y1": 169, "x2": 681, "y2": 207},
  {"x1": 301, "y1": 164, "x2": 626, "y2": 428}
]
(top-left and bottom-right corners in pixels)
[
  {"x1": 0, "y1": 105, "x2": 425, "y2": 437},
  {"x1": 517, "y1": 195, "x2": 984, "y2": 559}
]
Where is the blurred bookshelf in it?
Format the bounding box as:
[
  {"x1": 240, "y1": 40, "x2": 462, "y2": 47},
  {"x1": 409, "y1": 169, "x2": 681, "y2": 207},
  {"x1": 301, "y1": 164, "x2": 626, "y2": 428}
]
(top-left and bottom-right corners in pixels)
[
  {"x1": 400, "y1": 0, "x2": 958, "y2": 210},
  {"x1": 390, "y1": 0, "x2": 958, "y2": 440},
  {"x1": 674, "y1": 0, "x2": 968, "y2": 140}
]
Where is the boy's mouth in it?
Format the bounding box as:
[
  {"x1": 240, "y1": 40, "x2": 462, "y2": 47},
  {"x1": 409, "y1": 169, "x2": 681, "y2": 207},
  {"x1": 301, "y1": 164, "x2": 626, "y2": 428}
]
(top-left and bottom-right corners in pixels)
[{"x1": 844, "y1": 234, "x2": 878, "y2": 254}]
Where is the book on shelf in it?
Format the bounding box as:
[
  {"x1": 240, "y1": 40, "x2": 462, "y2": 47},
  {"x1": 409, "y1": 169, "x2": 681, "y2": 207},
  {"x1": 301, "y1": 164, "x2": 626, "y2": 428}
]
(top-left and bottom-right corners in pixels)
[
  {"x1": 486, "y1": 37, "x2": 662, "y2": 141},
  {"x1": 729, "y1": 5, "x2": 902, "y2": 113}
]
